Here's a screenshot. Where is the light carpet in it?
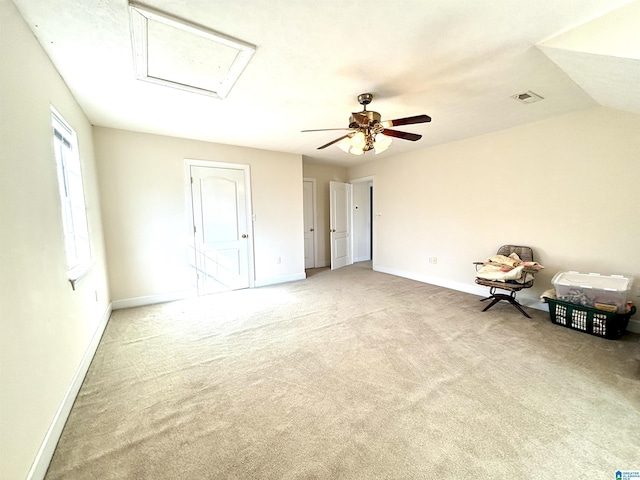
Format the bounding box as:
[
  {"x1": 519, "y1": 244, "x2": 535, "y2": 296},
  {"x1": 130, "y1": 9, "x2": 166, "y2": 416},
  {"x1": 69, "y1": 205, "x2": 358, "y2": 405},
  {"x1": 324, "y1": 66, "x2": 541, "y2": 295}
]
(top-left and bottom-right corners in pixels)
[{"x1": 45, "y1": 263, "x2": 640, "y2": 479}]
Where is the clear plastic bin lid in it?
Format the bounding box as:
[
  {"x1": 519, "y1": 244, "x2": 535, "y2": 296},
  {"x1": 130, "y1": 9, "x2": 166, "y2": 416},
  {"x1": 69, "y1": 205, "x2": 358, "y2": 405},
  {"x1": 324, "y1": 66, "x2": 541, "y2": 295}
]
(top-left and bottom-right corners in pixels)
[{"x1": 551, "y1": 271, "x2": 632, "y2": 292}]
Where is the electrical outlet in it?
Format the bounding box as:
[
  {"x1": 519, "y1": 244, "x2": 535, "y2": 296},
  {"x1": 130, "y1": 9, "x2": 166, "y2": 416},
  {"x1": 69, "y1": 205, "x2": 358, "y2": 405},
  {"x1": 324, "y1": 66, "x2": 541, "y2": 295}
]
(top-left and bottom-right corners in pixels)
[
  {"x1": 429, "y1": 257, "x2": 438, "y2": 264},
  {"x1": 276, "y1": 256, "x2": 281, "y2": 264}
]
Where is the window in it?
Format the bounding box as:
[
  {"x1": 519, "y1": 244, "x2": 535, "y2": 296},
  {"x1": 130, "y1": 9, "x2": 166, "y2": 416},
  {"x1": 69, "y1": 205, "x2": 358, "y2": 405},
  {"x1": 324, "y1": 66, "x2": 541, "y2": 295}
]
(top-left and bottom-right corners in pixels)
[{"x1": 51, "y1": 107, "x2": 92, "y2": 288}]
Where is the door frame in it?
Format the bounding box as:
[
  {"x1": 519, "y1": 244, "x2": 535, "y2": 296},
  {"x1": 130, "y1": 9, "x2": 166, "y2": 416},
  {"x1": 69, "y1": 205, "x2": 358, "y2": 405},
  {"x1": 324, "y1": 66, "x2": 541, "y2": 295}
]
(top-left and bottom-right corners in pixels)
[
  {"x1": 184, "y1": 159, "x2": 256, "y2": 291},
  {"x1": 349, "y1": 175, "x2": 375, "y2": 268},
  {"x1": 303, "y1": 177, "x2": 318, "y2": 269}
]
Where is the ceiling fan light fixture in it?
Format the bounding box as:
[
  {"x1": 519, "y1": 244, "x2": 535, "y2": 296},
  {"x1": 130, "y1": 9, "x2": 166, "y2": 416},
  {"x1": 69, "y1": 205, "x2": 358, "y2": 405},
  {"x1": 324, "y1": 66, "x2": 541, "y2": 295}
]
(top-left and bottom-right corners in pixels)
[
  {"x1": 350, "y1": 131, "x2": 366, "y2": 147},
  {"x1": 337, "y1": 135, "x2": 365, "y2": 155},
  {"x1": 373, "y1": 133, "x2": 392, "y2": 154}
]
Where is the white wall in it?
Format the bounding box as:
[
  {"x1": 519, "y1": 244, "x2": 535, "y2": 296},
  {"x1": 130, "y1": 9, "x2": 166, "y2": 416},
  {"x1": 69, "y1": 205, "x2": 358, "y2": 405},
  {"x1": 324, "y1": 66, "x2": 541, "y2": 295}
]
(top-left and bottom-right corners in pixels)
[
  {"x1": 348, "y1": 106, "x2": 640, "y2": 316},
  {"x1": 302, "y1": 161, "x2": 348, "y2": 267},
  {"x1": 0, "y1": 1, "x2": 111, "y2": 478},
  {"x1": 94, "y1": 127, "x2": 305, "y2": 303}
]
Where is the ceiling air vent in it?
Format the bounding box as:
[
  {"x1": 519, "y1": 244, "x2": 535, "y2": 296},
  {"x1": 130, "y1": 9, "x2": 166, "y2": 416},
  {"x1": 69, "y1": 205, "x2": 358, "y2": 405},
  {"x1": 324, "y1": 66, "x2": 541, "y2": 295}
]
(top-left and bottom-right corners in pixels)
[{"x1": 512, "y1": 91, "x2": 544, "y2": 104}]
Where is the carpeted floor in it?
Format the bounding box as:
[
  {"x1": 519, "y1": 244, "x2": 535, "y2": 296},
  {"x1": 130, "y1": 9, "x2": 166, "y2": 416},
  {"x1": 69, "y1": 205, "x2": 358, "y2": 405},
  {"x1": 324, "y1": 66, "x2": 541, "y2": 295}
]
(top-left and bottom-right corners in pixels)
[{"x1": 45, "y1": 263, "x2": 640, "y2": 479}]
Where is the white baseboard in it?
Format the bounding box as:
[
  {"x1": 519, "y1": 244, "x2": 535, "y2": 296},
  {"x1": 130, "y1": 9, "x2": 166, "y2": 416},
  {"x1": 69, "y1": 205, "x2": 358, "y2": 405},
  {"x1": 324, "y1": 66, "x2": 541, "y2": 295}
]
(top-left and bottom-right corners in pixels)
[
  {"x1": 112, "y1": 290, "x2": 195, "y2": 310},
  {"x1": 255, "y1": 272, "x2": 306, "y2": 288},
  {"x1": 375, "y1": 265, "x2": 545, "y2": 313},
  {"x1": 27, "y1": 302, "x2": 113, "y2": 480},
  {"x1": 112, "y1": 276, "x2": 308, "y2": 310},
  {"x1": 374, "y1": 265, "x2": 640, "y2": 333},
  {"x1": 375, "y1": 264, "x2": 493, "y2": 297}
]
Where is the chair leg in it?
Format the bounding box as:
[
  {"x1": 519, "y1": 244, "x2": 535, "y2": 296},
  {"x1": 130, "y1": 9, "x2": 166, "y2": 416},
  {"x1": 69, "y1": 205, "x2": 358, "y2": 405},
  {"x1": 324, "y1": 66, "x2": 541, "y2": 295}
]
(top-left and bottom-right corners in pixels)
[
  {"x1": 480, "y1": 290, "x2": 532, "y2": 318},
  {"x1": 481, "y1": 296, "x2": 503, "y2": 311},
  {"x1": 507, "y1": 297, "x2": 532, "y2": 318}
]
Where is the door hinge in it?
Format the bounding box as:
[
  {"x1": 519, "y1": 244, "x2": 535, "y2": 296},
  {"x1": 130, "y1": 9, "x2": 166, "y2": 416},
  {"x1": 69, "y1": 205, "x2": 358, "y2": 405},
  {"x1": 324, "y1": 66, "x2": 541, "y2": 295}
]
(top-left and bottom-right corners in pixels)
[
  {"x1": 193, "y1": 225, "x2": 196, "y2": 234},
  {"x1": 190, "y1": 177, "x2": 193, "y2": 184}
]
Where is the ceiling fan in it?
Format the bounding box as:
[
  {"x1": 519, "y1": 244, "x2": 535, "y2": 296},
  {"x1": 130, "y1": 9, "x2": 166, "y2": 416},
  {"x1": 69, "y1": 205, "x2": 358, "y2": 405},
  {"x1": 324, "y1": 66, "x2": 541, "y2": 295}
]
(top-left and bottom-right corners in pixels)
[{"x1": 302, "y1": 93, "x2": 431, "y2": 155}]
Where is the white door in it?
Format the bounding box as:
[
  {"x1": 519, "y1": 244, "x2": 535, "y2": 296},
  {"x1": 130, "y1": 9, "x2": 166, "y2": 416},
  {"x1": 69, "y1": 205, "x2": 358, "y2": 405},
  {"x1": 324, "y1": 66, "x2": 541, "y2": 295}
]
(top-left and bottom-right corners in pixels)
[
  {"x1": 351, "y1": 181, "x2": 372, "y2": 263},
  {"x1": 190, "y1": 165, "x2": 252, "y2": 294},
  {"x1": 329, "y1": 181, "x2": 353, "y2": 270},
  {"x1": 303, "y1": 179, "x2": 316, "y2": 269}
]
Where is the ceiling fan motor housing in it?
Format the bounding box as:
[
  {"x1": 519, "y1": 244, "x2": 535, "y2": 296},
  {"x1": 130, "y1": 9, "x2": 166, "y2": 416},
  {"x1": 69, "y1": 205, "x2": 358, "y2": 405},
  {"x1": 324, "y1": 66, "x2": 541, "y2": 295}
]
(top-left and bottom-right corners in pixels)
[{"x1": 349, "y1": 110, "x2": 381, "y2": 128}]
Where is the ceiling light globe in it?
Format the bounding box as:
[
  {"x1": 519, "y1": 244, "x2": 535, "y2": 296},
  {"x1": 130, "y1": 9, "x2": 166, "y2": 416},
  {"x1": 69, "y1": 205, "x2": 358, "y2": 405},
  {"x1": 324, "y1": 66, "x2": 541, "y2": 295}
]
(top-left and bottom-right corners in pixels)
[
  {"x1": 350, "y1": 147, "x2": 364, "y2": 156},
  {"x1": 373, "y1": 133, "x2": 392, "y2": 154},
  {"x1": 375, "y1": 133, "x2": 392, "y2": 147},
  {"x1": 350, "y1": 131, "x2": 365, "y2": 147}
]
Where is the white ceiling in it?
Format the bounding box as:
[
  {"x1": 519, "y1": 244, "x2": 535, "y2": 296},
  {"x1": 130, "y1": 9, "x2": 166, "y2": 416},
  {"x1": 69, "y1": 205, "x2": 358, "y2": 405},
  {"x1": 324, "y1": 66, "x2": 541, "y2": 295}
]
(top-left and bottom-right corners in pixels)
[{"x1": 12, "y1": 0, "x2": 640, "y2": 166}]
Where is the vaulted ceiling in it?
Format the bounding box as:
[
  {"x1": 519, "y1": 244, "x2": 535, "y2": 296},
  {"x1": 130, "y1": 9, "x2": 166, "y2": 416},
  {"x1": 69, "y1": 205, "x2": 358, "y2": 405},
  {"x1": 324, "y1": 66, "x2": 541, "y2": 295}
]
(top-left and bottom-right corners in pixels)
[{"x1": 12, "y1": 0, "x2": 640, "y2": 165}]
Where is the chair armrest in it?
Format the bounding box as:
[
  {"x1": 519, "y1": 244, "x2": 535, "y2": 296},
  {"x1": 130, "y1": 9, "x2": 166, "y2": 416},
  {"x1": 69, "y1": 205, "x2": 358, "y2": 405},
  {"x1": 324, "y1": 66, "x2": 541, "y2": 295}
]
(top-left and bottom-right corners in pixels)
[{"x1": 522, "y1": 267, "x2": 540, "y2": 274}]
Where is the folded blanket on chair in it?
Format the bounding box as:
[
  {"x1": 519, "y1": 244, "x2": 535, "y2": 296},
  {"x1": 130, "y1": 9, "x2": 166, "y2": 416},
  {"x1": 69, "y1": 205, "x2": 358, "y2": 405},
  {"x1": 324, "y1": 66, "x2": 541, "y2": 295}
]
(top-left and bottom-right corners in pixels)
[{"x1": 476, "y1": 253, "x2": 544, "y2": 283}]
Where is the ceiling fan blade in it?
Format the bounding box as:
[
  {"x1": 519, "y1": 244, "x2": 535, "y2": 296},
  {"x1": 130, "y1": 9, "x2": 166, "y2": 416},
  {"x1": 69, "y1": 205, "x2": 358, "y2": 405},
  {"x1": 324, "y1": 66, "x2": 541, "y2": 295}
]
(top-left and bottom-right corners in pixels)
[
  {"x1": 318, "y1": 134, "x2": 350, "y2": 150},
  {"x1": 382, "y1": 129, "x2": 422, "y2": 141},
  {"x1": 302, "y1": 128, "x2": 350, "y2": 132},
  {"x1": 381, "y1": 114, "x2": 431, "y2": 128}
]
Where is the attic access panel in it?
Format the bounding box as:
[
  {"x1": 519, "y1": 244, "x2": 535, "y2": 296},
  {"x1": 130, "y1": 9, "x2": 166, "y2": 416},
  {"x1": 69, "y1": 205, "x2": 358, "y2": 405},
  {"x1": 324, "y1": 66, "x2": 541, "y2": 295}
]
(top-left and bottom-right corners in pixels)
[{"x1": 129, "y1": 1, "x2": 255, "y2": 98}]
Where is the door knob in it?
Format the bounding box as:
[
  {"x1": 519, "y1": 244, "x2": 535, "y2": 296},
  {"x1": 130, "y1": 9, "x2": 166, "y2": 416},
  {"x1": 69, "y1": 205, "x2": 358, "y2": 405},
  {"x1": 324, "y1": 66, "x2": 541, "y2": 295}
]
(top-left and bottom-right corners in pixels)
[
  {"x1": 310, "y1": 228, "x2": 314, "y2": 232},
  {"x1": 241, "y1": 234, "x2": 248, "y2": 238}
]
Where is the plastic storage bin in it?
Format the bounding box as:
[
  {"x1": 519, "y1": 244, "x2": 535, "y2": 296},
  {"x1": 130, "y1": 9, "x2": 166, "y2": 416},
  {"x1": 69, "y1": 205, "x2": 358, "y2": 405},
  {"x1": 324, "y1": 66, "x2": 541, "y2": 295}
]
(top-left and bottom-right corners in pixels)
[
  {"x1": 551, "y1": 271, "x2": 633, "y2": 313},
  {"x1": 544, "y1": 297, "x2": 635, "y2": 339}
]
